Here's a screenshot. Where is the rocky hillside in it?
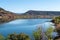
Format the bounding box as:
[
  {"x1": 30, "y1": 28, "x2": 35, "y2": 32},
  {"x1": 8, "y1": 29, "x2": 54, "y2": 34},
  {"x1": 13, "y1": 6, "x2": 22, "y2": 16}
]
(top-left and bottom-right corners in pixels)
[{"x1": 0, "y1": 8, "x2": 18, "y2": 24}]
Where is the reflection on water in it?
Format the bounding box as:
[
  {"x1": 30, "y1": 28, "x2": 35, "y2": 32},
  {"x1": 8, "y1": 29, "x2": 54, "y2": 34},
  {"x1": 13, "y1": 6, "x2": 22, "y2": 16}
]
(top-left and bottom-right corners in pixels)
[{"x1": 0, "y1": 19, "x2": 52, "y2": 37}]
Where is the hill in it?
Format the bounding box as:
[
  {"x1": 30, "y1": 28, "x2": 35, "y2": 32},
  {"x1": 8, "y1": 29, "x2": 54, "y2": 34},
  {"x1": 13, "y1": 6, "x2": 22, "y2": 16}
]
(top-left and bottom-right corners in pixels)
[
  {"x1": 0, "y1": 8, "x2": 60, "y2": 23},
  {"x1": 23, "y1": 10, "x2": 60, "y2": 15}
]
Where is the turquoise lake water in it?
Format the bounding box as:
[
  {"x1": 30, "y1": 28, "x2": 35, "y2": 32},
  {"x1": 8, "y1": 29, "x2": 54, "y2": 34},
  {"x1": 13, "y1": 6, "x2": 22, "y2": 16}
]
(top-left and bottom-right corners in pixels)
[{"x1": 0, "y1": 19, "x2": 56, "y2": 38}]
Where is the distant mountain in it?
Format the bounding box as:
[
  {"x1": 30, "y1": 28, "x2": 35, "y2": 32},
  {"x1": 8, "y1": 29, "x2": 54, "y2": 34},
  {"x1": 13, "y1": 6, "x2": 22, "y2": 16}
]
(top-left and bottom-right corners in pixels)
[{"x1": 23, "y1": 10, "x2": 60, "y2": 15}]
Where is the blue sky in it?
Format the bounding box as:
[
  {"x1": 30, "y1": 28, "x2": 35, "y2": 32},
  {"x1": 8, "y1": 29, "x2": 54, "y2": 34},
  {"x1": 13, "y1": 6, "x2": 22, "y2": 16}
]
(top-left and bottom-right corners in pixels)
[{"x1": 0, "y1": 0, "x2": 60, "y2": 13}]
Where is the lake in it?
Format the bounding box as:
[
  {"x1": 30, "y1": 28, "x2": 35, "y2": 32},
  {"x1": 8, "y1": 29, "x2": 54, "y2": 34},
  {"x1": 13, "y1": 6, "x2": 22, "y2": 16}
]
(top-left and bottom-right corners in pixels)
[{"x1": 0, "y1": 19, "x2": 55, "y2": 39}]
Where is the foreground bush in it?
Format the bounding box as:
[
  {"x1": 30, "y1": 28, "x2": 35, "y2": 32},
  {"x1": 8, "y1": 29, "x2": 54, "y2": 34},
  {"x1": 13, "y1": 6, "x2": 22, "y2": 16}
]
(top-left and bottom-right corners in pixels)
[
  {"x1": 0, "y1": 34, "x2": 5, "y2": 40},
  {"x1": 6, "y1": 33, "x2": 31, "y2": 40},
  {"x1": 45, "y1": 26, "x2": 54, "y2": 40},
  {"x1": 33, "y1": 26, "x2": 54, "y2": 40},
  {"x1": 33, "y1": 27, "x2": 41, "y2": 40}
]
